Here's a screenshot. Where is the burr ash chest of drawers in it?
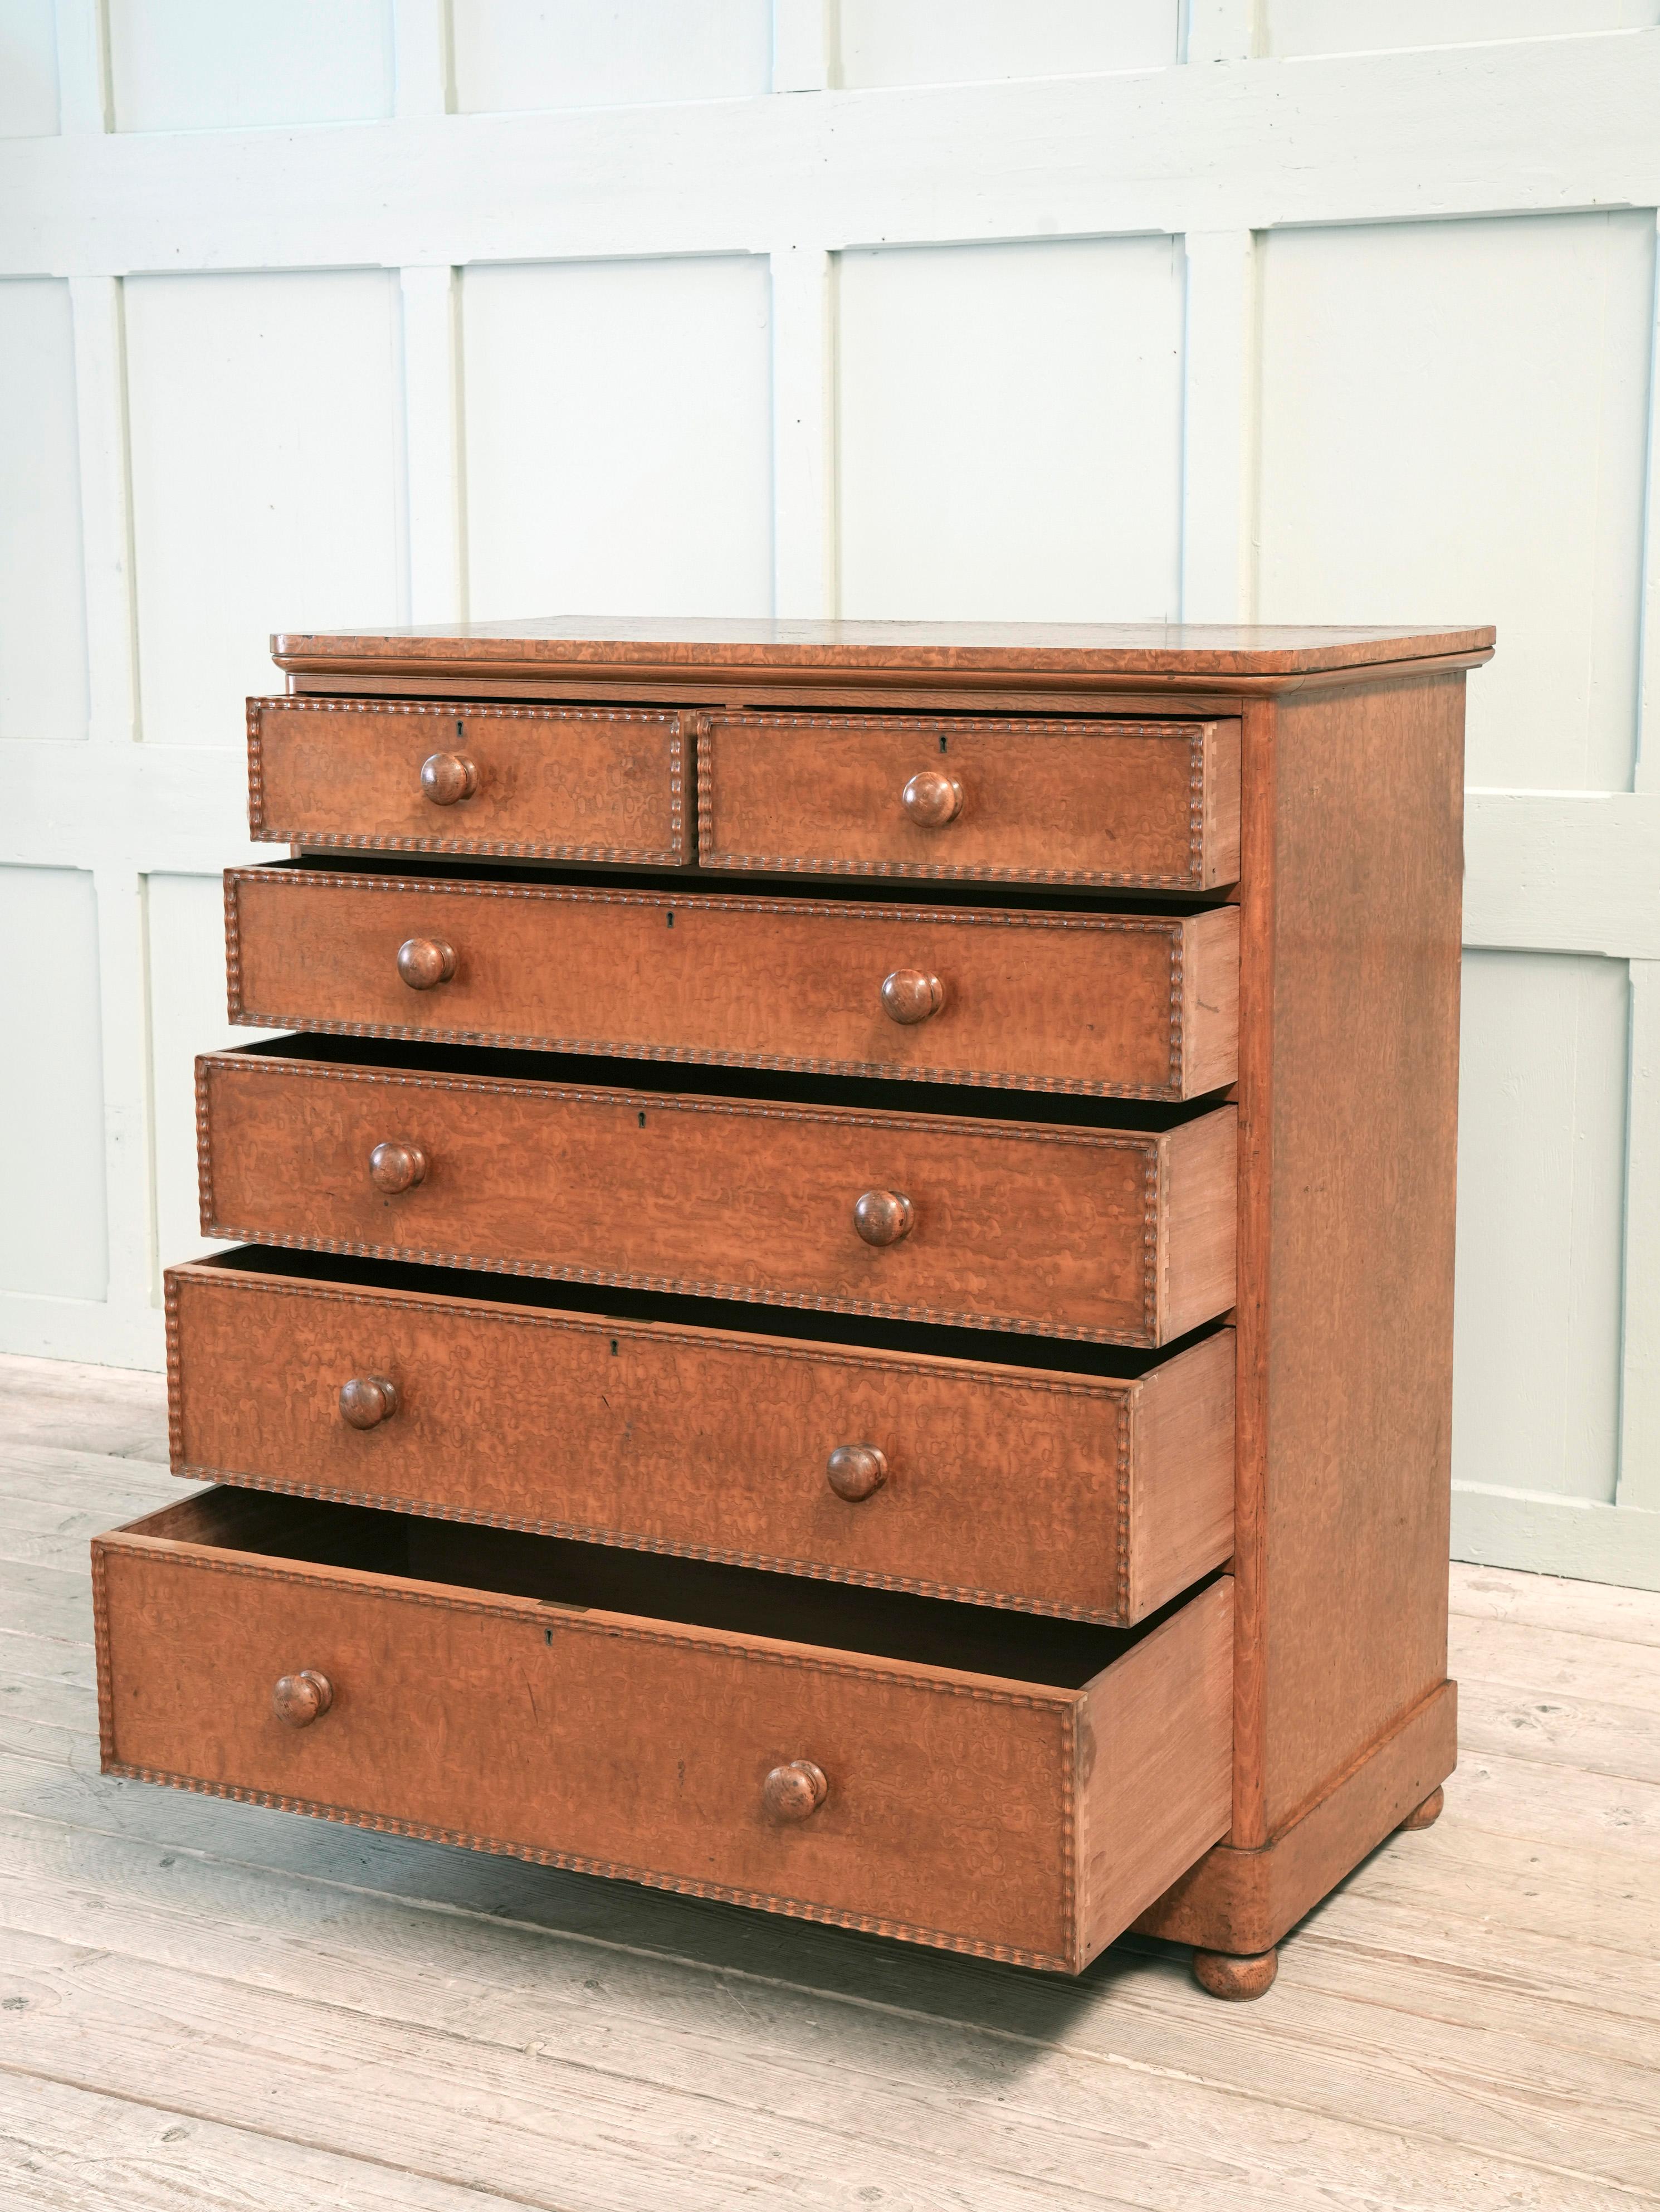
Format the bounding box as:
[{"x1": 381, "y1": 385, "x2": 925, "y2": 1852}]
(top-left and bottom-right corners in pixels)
[{"x1": 94, "y1": 617, "x2": 1492, "y2": 1997}]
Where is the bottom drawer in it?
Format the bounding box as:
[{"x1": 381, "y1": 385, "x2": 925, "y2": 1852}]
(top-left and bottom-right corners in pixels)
[{"x1": 95, "y1": 1489, "x2": 1232, "y2": 1973}]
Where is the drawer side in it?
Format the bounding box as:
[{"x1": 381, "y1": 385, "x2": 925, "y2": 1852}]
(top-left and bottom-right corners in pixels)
[{"x1": 1075, "y1": 1576, "x2": 1234, "y2": 1967}]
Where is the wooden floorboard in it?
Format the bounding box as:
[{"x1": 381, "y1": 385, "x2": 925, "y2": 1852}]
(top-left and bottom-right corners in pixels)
[{"x1": 1, "y1": 1353, "x2": 1657, "y2": 2208}]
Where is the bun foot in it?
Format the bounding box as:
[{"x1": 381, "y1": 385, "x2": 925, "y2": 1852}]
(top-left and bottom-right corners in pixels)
[
  {"x1": 1193, "y1": 1947, "x2": 1278, "y2": 2001},
  {"x1": 1399, "y1": 1784, "x2": 1444, "y2": 1833}
]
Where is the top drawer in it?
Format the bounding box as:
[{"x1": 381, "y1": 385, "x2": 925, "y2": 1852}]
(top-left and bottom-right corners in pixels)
[
  {"x1": 247, "y1": 696, "x2": 687, "y2": 865},
  {"x1": 696, "y1": 712, "x2": 1240, "y2": 889}
]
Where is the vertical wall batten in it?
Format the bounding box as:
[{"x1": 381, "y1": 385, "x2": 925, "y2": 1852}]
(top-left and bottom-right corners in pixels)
[
  {"x1": 1183, "y1": 0, "x2": 1257, "y2": 64},
  {"x1": 69, "y1": 275, "x2": 139, "y2": 746},
  {"x1": 400, "y1": 265, "x2": 467, "y2": 626},
  {"x1": 393, "y1": 0, "x2": 454, "y2": 118},
  {"x1": 1621, "y1": 961, "x2": 1660, "y2": 1510},
  {"x1": 1180, "y1": 231, "x2": 1257, "y2": 625},
  {"x1": 90, "y1": 863, "x2": 152, "y2": 1324},
  {"x1": 52, "y1": 0, "x2": 111, "y2": 134},
  {"x1": 1616, "y1": 210, "x2": 1660, "y2": 1524},
  {"x1": 770, "y1": 245, "x2": 836, "y2": 618},
  {"x1": 772, "y1": 0, "x2": 835, "y2": 92}
]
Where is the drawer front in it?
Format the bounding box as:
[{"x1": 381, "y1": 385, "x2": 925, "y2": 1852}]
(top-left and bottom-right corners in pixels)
[
  {"x1": 198, "y1": 1053, "x2": 1238, "y2": 1347},
  {"x1": 168, "y1": 1261, "x2": 1237, "y2": 1624},
  {"x1": 247, "y1": 696, "x2": 686, "y2": 864},
  {"x1": 227, "y1": 870, "x2": 1240, "y2": 1102},
  {"x1": 94, "y1": 1493, "x2": 1235, "y2": 1970},
  {"x1": 697, "y1": 712, "x2": 1241, "y2": 889}
]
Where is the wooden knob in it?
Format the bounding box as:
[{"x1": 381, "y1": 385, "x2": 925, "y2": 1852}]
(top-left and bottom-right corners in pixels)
[
  {"x1": 880, "y1": 969, "x2": 944, "y2": 1026},
  {"x1": 853, "y1": 1190, "x2": 912, "y2": 1246},
  {"x1": 827, "y1": 1445, "x2": 887, "y2": 1502},
  {"x1": 369, "y1": 1140, "x2": 427, "y2": 1193},
  {"x1": 763, "y1": 1760, "x2": 828, "y2": 1821},
  {"x1": 339, "y1": 1375, "x2": 398, "y2": 1429},
  {"x1": 420, "y1": 752, "x2": 477, "y2": 805},
  {"x1": 901, "y1": 769, "x2": 963, "y2": 828},
  {"x1": 272, "y1": 1669, "x2": 333, "y2": 1727},
  {"x1": 397, "y1": 938, "x2": 456, "y2": 991}
]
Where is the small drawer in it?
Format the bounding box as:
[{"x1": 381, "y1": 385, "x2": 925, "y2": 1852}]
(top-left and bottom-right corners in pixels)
[
  {"x1": 696, "y1": 711, "x2": 1240, "y2": 889},
  {"x1": 167, "y1": 1255, "x2": 1237, "y2": 1626},
  {"x1": 247, "y1": 696, "x2": 687, "y2": 864},
  {"x1": 226, "y1": 868, "x2": 1239, "y2": 1102},
  {"x1": 94, "y1": 1487, "x2": 1233, "y2": 1972},
  {"x1": 197, "y1": 1042, "x2": 1238, "y2": 1348}
]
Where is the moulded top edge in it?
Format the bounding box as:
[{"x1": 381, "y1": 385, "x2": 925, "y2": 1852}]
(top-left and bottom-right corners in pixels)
[{"x1": 270, "y1": 616, "x2": 1497, "y2": 681}]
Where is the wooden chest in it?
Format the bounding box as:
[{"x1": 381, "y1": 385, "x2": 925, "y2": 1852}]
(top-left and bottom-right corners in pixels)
[{"x1": 95, "y1": 618, "x2": 1490, "y2": 1996}]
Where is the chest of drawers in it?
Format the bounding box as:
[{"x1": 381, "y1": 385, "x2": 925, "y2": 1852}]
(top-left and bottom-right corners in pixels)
[{"x1": 94, "y1": 618, "x2": 1491, "y2": 1997}]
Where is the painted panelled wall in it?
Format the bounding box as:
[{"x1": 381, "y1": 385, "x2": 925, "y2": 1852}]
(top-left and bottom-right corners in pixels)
[{"x1": 2, "y1": 2, "x2": 1659, "y2": 1589}]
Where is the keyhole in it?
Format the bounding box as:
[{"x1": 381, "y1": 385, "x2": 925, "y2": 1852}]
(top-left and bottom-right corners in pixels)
[
  {"x1": 666, "y1": 912, "x2": 674, "y2": 928},
  {"x1": 638, "y1": 1111, "x2": 646, "y2": 1128},
  {"x1": 939, "y1": 733, "x2": 949, "y2": 754}
]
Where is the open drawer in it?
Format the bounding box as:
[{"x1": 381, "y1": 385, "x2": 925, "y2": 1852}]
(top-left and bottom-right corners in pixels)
[
  {"x1": 94, "y1": 1488, "x2": 1232, "y2": 1973},
  {"x1": 166, "y1": 1251, "x2": 1237, "y2": 1629}
]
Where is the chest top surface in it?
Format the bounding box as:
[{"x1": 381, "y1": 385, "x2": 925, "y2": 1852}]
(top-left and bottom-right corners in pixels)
[{"x1": 272, "y1": 616, "x2": 1496, "y2": 689}]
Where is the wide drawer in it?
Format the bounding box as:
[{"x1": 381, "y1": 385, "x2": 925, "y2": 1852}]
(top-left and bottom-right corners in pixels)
[
  {"x1": 197, "y1": 1044, "x2": 1238, "y2": 1347},
  {"x1": 168, "y1": 1254, "x2": 1236, "y2": 1625},
  {"x1": 696, "y1": 711, "x2": 1240, "y2": 888},
  {"x1": 247, "y1": 696, "x2": 687, "y2": 864},
  {"x1": 226, "y1": 868, "x2": 1239, "y2": 1102},
  {"x1": 94, "y1": 1487, "x2": 1233, "y2": 1972}
]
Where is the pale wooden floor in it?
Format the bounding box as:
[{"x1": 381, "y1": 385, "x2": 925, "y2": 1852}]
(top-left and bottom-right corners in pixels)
[{"x1": 1, "y1": 1355, "x2": 1657, "y2": 2211}]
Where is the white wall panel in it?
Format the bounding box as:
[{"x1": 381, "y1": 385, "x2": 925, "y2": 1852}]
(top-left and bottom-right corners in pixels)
[
  {"x1": 0, "y1": 866, "x2": 106, "y2": 1299},
  {"x1": 452, "y1": 1, "x2": 770, "y2": 114},
  {"x1": 144, "y1": 873, "x2": 277, "y2": 1287},
  {"x1": 0, "y1": 0, "x2": 58, "y2": 135},
  {"x1": 838, "y1": 237, "x2": 1183, "y2": 621},
  {"x1": 461, "y1": 255, "x2": 773, "y2": 620},
  {"x1": 106, "y1": 0, "x2": 393, "y2": 133},
  {"x1": 1453, "y1": 951, "x2": 1629, "y2": 1503},
  {"x1": 124, "y1": 269, "x2": 404, "y2": 747},
  {"x1": 1258, "y1": 213, "x2": 1654, "y2": 792},
  {"x1": 1264, "y1": 1, "x2": 1658, "y2": 59},
  {"x1": 0, "y1": 280, "x2": 88, "y2": 740},
  {"x1": 837, "y1": 2, "x2": 1176, "y2": 87}
]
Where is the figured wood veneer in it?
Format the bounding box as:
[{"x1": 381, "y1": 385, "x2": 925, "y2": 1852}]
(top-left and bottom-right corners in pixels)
[
  {"x1": 247, "y1": 696, "x2": 686, "y2": 864},
  {"x1": 196, "y1": 1051, "x2": 1237, "y2": 1347},
  {"x1": 695, "y1": 712, "x2": 1241, "y2": 889},
  {"x1": 224, "y1": 868, "x2": 1241, "y2": 1102},
  {"x1": 93, "y1": 1489, "x2": 1234, "y2": 1973},
  {"x1": 165, "y1": 1259, "x2": 1235, "y2": 1625}
]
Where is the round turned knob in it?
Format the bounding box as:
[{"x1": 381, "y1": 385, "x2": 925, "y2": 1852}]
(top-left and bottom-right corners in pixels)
[
  {"x1": 397, "y1": 938, "x2": 456, "y2": 991},
  {"x1": 338, "y1": 1375, "x2": 398, "y2": 1429},
  {"x1": 369, "y1": 1139, "x2": 427, "y2": 1194},
  {"x1": 420, "y1": 752, "x2": 477, "y2": 806},
  {"x1": 853, "y1": 1189, "x2": 913, "y2": 1247},
  {"x1": 763, "y1": 1759, "x2": 828, "y2": 1822},
  {"x1": 272, "y1": 1669, "x2": 333, "y2": 1728},
  {"x1": 900, "y1": 769, "x2": 963, "y2": 829},
  {"x1": 826, "y1": 1445, "x2": 887, "y2": 1502},
  {"x1": 880, "y1": 969, "x2": 944, "y2": 1026}
]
